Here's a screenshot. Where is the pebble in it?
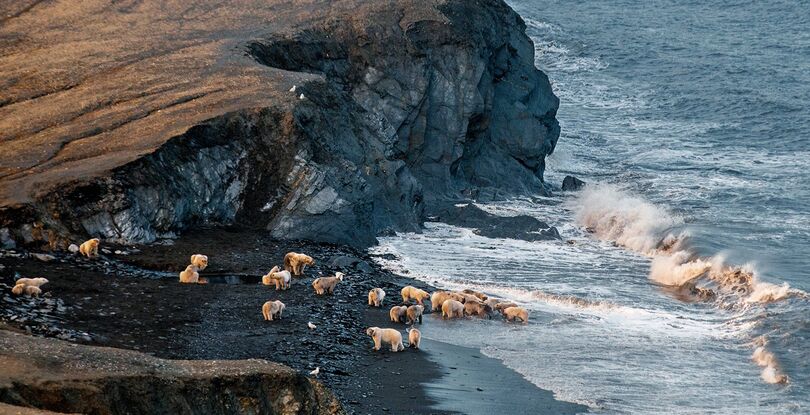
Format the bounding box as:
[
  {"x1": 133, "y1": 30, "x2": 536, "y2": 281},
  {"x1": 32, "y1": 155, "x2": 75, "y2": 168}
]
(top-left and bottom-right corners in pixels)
[{"x1": 32, "y1": 253, "x2": 56, "y2": 262}]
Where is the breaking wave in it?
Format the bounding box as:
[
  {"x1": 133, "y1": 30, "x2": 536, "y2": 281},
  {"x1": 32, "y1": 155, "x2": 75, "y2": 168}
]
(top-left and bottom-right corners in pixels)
[
  {"x1": 574, "y1": 184, "x2": 686, "y2": 255},
  {"x1": 574, "y1": 184, "x2": 805, "y2": 384}
]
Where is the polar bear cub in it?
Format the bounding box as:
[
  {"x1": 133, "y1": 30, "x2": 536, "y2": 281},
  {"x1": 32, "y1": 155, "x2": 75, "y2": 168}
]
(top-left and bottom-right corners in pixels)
[
  {"x1": 368, "y1": 288, "x2": 386, "y2": 307},
  {"x1": 441, "y1": 299, "x2": 464, "y2": 319},
  {"x1": 262, "y1": 300, "x2": 286, "y2": 321},
  {"x1": 366, "y1": 327, "x2": 404, "y2": 352},
  {"x1": 502, "y1": 306, "x2": 529, "y2": 323},
  {"x1": 284, "y1": 252, "x2": 314, "y2": 276},
  {"x1": 407, "y1": 328, "x2": 422, "y2": 349},
  {"x1": 179, "y1": 265, "x2": 200, "y2": 283},
  {"x1": 79, "y1": 238, "x2": 100, "y2": 258},
  {"x1": 389, "y1": 305, "x2": 407, "y2": 323},
  {"x1": 401, "y1": 286, "x2": 430, "y2": 305},
  {"x1": 312, "y1": 272, "x2": 344, "y2": 295},
  {"x1": 190, "y1": 254, "x2": 209, "y2": 270}
]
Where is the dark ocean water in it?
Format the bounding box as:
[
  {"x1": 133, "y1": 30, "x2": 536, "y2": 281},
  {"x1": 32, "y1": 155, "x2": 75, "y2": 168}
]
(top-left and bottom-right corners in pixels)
[{"x1": 372, "y1": 1, "x2": 809, "y2": 413}]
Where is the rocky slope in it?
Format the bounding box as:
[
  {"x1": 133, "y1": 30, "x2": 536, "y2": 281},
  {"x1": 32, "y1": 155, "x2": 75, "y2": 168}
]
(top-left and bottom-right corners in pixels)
[
  {"x1": 0, "y1": 330, "x2": 343, "y2": 415},
  {"x1": 0, "y1": 0, "x2": 559, "y2": 248}
]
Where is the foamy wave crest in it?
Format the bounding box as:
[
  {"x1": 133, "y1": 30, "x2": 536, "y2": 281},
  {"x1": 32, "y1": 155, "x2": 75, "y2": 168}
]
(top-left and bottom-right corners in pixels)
[
  {"x1": 649, "y1": 251, "x2": 713, "y2": 286},
  {"x1": 573, "y1": 184, "x2": 684, "y2": 254},
  {"x1": 649, "y1": 253, "x2": 806, "y2": 305},
  {"x1": 751, "y1": 338, "x2": 789, "y2": 384}
]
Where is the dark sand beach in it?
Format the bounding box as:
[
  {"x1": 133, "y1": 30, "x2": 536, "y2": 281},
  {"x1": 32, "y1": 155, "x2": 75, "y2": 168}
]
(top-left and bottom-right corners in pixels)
[{"x1": 0, "y1": 228, "x2": 585, "y2": 414}]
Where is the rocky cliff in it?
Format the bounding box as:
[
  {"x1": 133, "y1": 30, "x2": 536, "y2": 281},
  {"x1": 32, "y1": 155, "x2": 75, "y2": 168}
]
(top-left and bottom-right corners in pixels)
[{"x1": 0, "y1": 0, "x2": 559, "y2": 248}]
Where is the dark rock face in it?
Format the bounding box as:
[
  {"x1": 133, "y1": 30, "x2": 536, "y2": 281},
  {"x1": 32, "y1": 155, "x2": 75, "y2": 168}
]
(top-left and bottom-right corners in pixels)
[
  {"x1": 0, "y1": 0, "x2": 559, "y2": 248},
  {"x1": 562, "y1": 175, "x2": 586, "y2": 191},
  {"x1": 430, "y1": 204, "x2": 561, "y2": 241}
]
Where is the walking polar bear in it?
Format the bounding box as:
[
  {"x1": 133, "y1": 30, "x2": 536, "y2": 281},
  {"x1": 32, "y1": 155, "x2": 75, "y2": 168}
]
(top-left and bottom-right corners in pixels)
[
  {"x1": 401, "y1": 286, "x2": 430, "y2": 305},
  {"x1": 190, "y1": 254, "x2": 209, "y2": 270},
  {"x1": 441, "y1": 299, "x2": 464, "y2": 319},
  {"x1": 502, "y1": 306, "x2": 529, "y2": 323},
  {"x1": 368, "y1": 288, "x2": 386, "y2": 307},
  {"x1": 14, "y1": 278, "x2": 49, "y2": 288},
  {"x1": 366, "y1": 327, "x2": 404, "y2": 352},
  {"x1": 79, "y1": 238, "x2": 100, "y2": 258},
  {"x1": 312, "y1": 272, "x2": 344, "y2": 295},
  {"x1": 263, "y1": 266, "x2": 292, "y2": 290},
  {"x1": 11, "y1": 277, "x2": 48, "y2": 297},
  {"x1": 389, "y1": 306, "x2": 407, "y2": 323},
  {"x1": 284, "y1": 252, "x2": 314, "y2": 276},
  {"x1": 262, "y1": 300, "x2": 286, "y2": 321}
]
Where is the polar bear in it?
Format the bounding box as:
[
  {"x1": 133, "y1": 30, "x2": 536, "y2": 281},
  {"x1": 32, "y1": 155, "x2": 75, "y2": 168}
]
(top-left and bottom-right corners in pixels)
[
  {"x1": 284, "y1": 252, "x2": 314, "y2": 276},
  {"x1": 441, "y1": 299, "x2": 464, "y2": 319},
  {"x1": 459, "y1": 293, "x2": 484, "y2": 304},
  {"x1": 262, "y1": 300, "x2": 286, "y2": 321},
  {"x1": 494, "y1": 302, "x2": 518, "y2": 312},
  {"x1": 368, "y1": 288, "x2": 386, "y2": 307},
  {"x1": 190, "y1": 254, "x2": 209, "y2": 270},
  {"x1": 462, "y1": 289, "x2": 488, "y2": 301},
  {"x1": 312, "y1": 272, "x2": 344, "y2": 295},
  {"x1": 430, "y1": 291, "x2": 465, "y2": 311},
  {"x1": 14, "y1": 277, "x2": 49, "y2": 288},
  {"x1": 484, "y1": 298, "x2": 502, "y2": 310},
  {"x1": 401, "y1": 286, "x2": 430, "y2": 305},
  {"x1": 79, "y1": 238, "x2": 100, "y2": 258},
  {"x1": 407, "y1": 328, "x2": 422, "y2": 349},
  {"x1": 366, "y1": 327, "x2": 404, "y2": 352},
  {"x1": 464, "y1": 301, "x2": 492, "y2": 319},
  {"x1": 11, "y1": 284, "x2": 25, "y2": 295},
  {"x1": 503, "y1": 306, "x2": 529, "y2": 323},
  {"x1": 263, "y1": 266, "x2": 292, "y2": 290},
  {"x1": 389, "y1": 306, "x2": 407, "y2": 323},
  {"x1": 406, "y1": 305, "x2": 424, "y2": 325},
  {"x1": 179, "y1": 265, "x2": 200, "y2": 283}
]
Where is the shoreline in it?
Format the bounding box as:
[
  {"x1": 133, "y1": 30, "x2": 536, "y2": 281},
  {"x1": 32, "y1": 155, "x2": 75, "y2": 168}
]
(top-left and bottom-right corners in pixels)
[
  {"x1": 0, "y1": 226, "x2": 585, "y2": 414},
  {"x1": 421, "y1": 339, "x2": 587, "y2": 415}
]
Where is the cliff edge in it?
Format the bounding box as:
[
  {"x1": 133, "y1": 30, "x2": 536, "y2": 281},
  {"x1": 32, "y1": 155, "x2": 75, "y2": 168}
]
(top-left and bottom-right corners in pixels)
[{"x1": 0, "y1": 0, "x2": 559, "y2": 247}]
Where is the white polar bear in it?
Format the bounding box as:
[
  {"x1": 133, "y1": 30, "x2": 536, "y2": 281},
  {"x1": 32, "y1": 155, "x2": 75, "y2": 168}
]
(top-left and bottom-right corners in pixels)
[
  {"x1": 366, "y1": 327, "x2": 404, "y2": 352},
  {"x1": 368, "y1": 288, "x2": 386, "y2": 307}
]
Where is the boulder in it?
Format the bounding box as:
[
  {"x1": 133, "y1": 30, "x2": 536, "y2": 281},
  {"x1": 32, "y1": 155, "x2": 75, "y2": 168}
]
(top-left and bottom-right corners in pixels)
[{"x1": 562, "y1": 176, "x2": 586, "y2": 191}]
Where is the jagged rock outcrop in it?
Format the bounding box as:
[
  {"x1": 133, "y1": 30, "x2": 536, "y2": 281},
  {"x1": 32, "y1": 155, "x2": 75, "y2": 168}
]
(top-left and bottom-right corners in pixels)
[
  {"x1": 0, "y1": 0, "x2": 559, "y2": 248},
  {"x1": 0, "y1": 330, "x2": 344, "y2": 415}
]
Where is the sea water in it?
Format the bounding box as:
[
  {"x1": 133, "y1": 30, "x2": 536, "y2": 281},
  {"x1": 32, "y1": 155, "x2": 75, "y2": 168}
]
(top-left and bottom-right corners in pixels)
[{"x1": 371, "y1": 1, "x2": 810, "y2": 413}]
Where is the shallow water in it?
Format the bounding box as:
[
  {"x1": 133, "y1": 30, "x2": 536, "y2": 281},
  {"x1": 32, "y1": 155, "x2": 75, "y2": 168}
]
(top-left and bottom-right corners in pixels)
[{"x1": 372, "y1": 1, "x2": 810, "y2": 413}]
